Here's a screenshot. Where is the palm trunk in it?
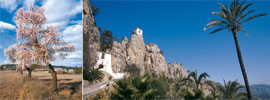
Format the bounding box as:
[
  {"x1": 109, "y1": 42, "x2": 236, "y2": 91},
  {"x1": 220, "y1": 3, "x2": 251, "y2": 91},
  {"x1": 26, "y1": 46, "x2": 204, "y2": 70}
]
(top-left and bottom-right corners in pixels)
[
  {"x1": 48, "y1": 64, "x2": 58, "y2": 93},
  {"x1": 232, "y1": 31, "x2": 252, "y2": 100},
  {"x1": 26, "y1": 68, "x2": 32, "y2": 78}
]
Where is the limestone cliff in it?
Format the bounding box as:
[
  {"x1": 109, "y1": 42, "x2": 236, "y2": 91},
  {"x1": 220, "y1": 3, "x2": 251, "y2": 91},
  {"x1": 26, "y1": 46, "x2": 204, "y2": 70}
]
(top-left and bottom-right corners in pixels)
[
  {"x1": 83, "y1": 0, "x2": 100, "y2": 69},
  {"x1": 144, "y1": 43, "x2": 168, "y2": 77},
  {"x1": 126, "y1": 34, "x2": 146, "y2": 75},
  {"x1": 111, "y1": 28, "x2": 188, "y2": 79}
]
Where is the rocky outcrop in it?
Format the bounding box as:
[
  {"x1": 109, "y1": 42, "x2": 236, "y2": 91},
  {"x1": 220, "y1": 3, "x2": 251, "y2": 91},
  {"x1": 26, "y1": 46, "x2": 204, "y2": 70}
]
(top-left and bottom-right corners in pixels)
[
  {"x1": 111, "y1": 41, "x2": 127, "y2": 73},
  {"x1": 126, "y1": 34, "x2": 146, "y2": 75},
  {"x1": 110, "y1": 28, "x2": 188, "y2": 79},
  {"x1": 144, "y1": 43, "x2": 168, "y2": 77},
  {"x1": 82, "y1": 2, "x2": 187, "y2": 79},
  {"x1": 83, "y1": 0, "x2": 100, "y2": 69},
  {"x1": 167, "y1": 62, "x2": 188, "y2": 79}
]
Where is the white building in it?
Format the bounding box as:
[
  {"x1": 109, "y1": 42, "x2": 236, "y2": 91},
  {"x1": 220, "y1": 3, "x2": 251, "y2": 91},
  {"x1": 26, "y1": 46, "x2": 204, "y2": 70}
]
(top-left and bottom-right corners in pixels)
[
  {"x1": 94, "y1": 52, "x2": 125, "y2": 79},
  {"x1": 133, "y1": 27, "x2": 143, "y2": 35}
]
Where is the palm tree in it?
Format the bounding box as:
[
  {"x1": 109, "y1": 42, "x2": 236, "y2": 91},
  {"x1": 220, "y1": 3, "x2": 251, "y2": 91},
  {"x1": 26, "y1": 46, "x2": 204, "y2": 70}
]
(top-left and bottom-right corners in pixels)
[
  {"x1": 111, "y1": 75, "x2": 157, "y2": 99},
  {"x1": 131, "y1": 76, "x2": 156, "y2": 99},
  {"x1": 83, "y1": 67, "x2": 104, "y2": 83},
  {"x1": 204, "y1": 0, "x2": 267, "y2": 99},
  {"x1": 216, "y1": 80, "x2": 247, "y2": 100},
  {"x1": 183, "y1": 69, "x2": 211, "y2": 99},
  {"x1": 111, "y1": 78, "x2": 136, "y2": 99}
]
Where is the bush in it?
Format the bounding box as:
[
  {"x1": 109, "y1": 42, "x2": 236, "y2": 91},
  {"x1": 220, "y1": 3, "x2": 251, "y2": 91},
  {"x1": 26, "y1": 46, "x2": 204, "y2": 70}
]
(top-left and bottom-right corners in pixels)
[
  {"x1": 159, "y1": 50, "x2": 164, "y2": 55},
  {"x1": 83, "y1": 68, "x2": 104, "y2": 83},
  {"x1": 74, "y1": 67, "x2": 82, "y2": 74},
  {"x1": 111, "y1": 73, "x2": 168, "y2": 99},
  {"x1": 124, "y1": 64, "x2": 141, "y2": 76},
  {"x1": 100, "y1": 30, "x2": 113, "y2": 52}
]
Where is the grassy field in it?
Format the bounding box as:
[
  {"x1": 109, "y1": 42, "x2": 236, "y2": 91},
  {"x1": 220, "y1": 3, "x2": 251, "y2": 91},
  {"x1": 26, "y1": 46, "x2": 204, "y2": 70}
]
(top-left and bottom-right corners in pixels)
[{"x1": 0, "y1": 70, "x2": 82, "y2": 100}]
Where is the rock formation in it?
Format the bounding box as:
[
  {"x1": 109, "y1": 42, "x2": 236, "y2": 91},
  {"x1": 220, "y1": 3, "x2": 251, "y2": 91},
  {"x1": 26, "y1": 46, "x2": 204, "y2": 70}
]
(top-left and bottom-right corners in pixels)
[
  {"x1": 111, "y1": 28, "x2": 188, "y2": 79},
  {"x1": 126, "y1": 33, "x2": 146, "y2": 75},
  {"x1": 167, "y1": 62, "x2": 188, "y2": 79},
  {"x1": 83, "y1": 0, "x2": 100, "y2": 69},
  {"x1": 83, "y1": 0, "x2": 187, "y2": 80}
]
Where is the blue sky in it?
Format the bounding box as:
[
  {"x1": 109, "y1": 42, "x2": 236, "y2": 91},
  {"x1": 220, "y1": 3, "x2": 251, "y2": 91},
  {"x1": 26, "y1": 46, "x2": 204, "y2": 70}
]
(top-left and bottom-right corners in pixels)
[
  {"x1": 0, "y1": 0, "x2": 82, "y2": 67},
  {"x1": 91, "y1": 1, "x2": 270, "y2": 85}
]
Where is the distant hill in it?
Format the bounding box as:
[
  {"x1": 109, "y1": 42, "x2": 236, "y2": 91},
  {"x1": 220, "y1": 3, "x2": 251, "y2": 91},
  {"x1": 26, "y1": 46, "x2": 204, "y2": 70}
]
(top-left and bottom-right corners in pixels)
[
  {"x1": 0, "y1": 64, "x2": 75, "y2": 70},
  {"x1": 240, "y1": 84, "x2": 270, "y2": 99},
  {"x1": 251, "y1": 84, "x2": 270, "y2": 99},
  {"x1": 0, "y1": 64, "x2": 16, "y2": 70}
]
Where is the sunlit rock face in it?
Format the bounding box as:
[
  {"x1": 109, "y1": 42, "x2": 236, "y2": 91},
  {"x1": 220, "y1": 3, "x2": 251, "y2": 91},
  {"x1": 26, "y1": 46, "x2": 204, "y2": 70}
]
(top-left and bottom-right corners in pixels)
[
  {"x1": 144, "y1": 43, "x2": 168, "y2": 77},
  {"x1": 83, "y1": 0, "x2": 100, "y2": 69},
  {"x1": 111, "y1": 41, "x2": 127, "y2": 73},
  {"x1": 110, "y1": 27, "x2": 188, "y2": 79},
  {"x1": 167, "y1": 62, "x2": 188, "y2": 79},
  {"x1": 126, "y1": 33, "x2": 146, "y2": 75}
]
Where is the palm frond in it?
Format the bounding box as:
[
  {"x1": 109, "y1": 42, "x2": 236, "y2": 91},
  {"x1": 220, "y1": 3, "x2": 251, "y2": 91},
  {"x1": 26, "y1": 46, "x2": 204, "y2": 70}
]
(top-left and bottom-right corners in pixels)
[
  {"x1": 237, "y1": 10, "x2": 255, "y2": 23},
  {"x1": 235, "y1": 92, "x2": 248, "y2": 99},
  {"x1": 238, "y1": 1, "x2": 246, "y2": 16},
  {"x1": 208, "y1": 20, "x2": 229, "y2": 25},
  {"x1": 204, "y1": 23, "x2": 227, "y2": 31},
  {"x1": 198, "y1": 72, "x2": 210, "y2": 82},
  {"x1": 219, "y1": 2, "x2": 232, "y2": 23},
  {"x1": 212, "y1": 12, "x2": 226, "y2": 19},
  {"x1": 239, "y1": 2, "x2": 253, "y2": 16},
  {"x1": 209, "y1": 27, "x2": 227, "y2": 34},
  {"x1": 241, "y1": 13, "x2": 268, "y2": 23},
  {"x1": 239, "y1": 27, "x2": 248, "y2": 36}
]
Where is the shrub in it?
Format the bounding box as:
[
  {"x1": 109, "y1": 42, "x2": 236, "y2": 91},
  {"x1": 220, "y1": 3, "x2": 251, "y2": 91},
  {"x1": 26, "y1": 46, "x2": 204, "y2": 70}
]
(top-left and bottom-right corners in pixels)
[
  {"x1": 83, "y1": 68, "x2": 104, "y2": 83},
  {"x1": 147, "y1": 50, "x2": 153, "y2": 53},
  {"x1": 124, "y1": 64, "x2": 140, "y2": 76},
  {"x1": 100, "y1": 30, "x2": 113, "y2": 52},
  {"x1": 74, "y1": 67, "x2": 82, "y2": 74},
  {"x1": 159, "y1": 50, "x2": 164, "y2": 55}
]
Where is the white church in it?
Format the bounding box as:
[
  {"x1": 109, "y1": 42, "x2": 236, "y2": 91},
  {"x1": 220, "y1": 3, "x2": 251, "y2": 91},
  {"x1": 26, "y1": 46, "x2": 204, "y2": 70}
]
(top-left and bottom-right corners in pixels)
[
  {"x1": 94, "y1": 27, "x2": 143, "y2": 79},
  {"x1": 94, "y1": 52, "x2": 124, "y2": 79}
]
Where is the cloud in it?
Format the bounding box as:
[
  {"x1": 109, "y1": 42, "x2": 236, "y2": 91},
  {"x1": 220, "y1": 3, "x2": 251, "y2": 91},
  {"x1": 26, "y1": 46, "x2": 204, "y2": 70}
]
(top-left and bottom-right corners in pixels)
[
  {"x1": 62, "y1": 24, "x2": 82, "y2": 43},
  {"x1": 0, "y1": 0, "x2": 20, "y2": 12},
  {"x1": 66, "y1": 50, "x2": 82, "y2": 59},
  {"x1": 0, "y1": 21, "x2": 16, "y2": 30},
  {"x1": 42, "y1": 0, "x2": 82, "y2": 29},
  {"x1": 53, "y1": 23, "x2": 82, "y2": 67},
  {"x1": 23, "y1": 0, "x2": 36, "y2": 10}
]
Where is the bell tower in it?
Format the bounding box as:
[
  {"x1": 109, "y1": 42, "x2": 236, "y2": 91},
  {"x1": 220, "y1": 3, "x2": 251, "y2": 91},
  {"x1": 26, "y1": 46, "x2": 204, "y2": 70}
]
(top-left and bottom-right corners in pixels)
[{"x1": 133, "y1": 27, "x2": 143, "y2": 35}]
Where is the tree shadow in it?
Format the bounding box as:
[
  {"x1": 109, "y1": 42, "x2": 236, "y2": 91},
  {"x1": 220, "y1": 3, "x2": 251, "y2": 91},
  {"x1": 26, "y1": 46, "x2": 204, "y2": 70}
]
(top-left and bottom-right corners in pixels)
[
  {"x1": 39, "y1": 79, "x2": 73, "y2": 82},
  {"x1": 59, "y1": 81, "x2": 82, "y2": 96}
]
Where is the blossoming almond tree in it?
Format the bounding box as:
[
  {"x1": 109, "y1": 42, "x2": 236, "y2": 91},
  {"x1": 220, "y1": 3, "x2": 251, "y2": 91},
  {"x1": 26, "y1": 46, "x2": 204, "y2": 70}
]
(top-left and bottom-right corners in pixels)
[
  {"x1": 4, "y1": 44, "x2": 38, "y2": 77},
  {"x1": 15, "y1": 6, "x2": 75, "y2": 92},
  {"x1": 4, "y1": 44, "x2": 24, "y2": 75}
]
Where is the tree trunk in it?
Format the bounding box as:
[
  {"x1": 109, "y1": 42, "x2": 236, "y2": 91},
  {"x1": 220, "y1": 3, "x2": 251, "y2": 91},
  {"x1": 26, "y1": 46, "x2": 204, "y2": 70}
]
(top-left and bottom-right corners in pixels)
[
  {"x1": 48, "y1": 64, "x2": 58, "y2": 93},
  {"x1": 232, "y1": 31, "x2": 253, "y2": 100},
  {"x1": 19, "y1": 69, "x2": 23, "y2": 75},
  {"x1": 26, "y1": 68, "x2": 32, "y2": 78}
]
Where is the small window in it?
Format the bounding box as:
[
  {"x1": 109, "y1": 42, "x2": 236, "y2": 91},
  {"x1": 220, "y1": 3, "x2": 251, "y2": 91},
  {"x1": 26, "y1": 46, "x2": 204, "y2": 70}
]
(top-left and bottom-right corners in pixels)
[
  {"x1": 101, "y1": 53, "x2": 105, "y2": 59},
  {"x1": 99, "y1": 64, "x2": 104, "y2": 68}
]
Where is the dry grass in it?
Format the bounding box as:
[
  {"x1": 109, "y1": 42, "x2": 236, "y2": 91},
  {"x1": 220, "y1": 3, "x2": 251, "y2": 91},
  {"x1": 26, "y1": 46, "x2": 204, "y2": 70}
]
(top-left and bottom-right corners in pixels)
[
  {"x1": 0, "y1": 71, "x2": 25, "y2": 99},
  {"x1": 0, "y1": 71, "x2": 82, "y2": 100}
]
